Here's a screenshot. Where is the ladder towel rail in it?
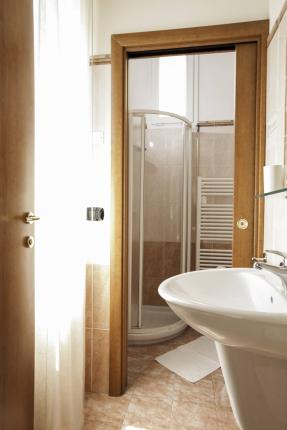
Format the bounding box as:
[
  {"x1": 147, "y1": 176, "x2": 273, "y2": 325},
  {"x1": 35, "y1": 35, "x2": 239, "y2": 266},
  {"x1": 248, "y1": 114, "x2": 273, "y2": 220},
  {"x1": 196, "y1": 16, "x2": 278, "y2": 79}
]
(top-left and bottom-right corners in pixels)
[{"x1": 196, "y1": 177, "x2": 233, "y2": 270}]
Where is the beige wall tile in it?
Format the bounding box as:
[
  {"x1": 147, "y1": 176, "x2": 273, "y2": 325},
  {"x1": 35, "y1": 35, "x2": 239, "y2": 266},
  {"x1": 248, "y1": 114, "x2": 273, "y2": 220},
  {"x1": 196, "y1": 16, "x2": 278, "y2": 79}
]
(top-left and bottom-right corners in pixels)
[
  {"x1": 142, "y1": 276, "x2": 167, "y2": 306},
  {"x1": 91, "y1": 329, "x2": 109, "y2": 394},
  {"x1": 85, "y1": 265, "x2": 110, "y2": 394},
  {"x1": 93, "y1": 265, "x2": 110, "y2": 330},
  {"x1": 85, "y1": 329, "x2": 92, "y2": 392},
  {"x1": 142, "y1": 241, "x2": 181, "y2": 306},
  {"x1": 85, "y1": 265, "x2": 93, "y2": 329}
]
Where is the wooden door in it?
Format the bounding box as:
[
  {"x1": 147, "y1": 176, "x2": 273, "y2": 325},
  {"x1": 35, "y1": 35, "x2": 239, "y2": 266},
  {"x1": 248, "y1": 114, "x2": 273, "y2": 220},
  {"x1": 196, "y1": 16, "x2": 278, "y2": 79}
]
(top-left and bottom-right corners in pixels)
[
  {"x1": 233, "y1": 43, "x2": 258, "y2": 267},
  {"x1": 0, "y1": 1, "x2": 35, "y2": 429}
]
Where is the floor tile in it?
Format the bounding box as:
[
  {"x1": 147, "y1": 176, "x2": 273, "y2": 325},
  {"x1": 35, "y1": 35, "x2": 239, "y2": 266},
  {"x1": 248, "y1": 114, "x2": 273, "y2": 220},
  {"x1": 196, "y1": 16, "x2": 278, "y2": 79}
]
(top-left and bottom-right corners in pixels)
[
  {"x1": 171, "y1": 400, "x2": 218, "y2": 430},
  {"x1": 85, "y1": 417, "x2": 123, "y2": 429},
  {"x1": 130, "y1": 361, "x2": 175, "y2": 399},
  {"x1": 85, "y1": 392, "x2": 131, "y2": 425},
  {"x1": 212, "y1": 371, "x2": 231, "y2": 408},
  {"x1": 215, "y1": 406, "x2": 239, "y2": 430},
  {"x1": 173, "y1": 374, "x2": 214, "y2": 404},
  {"x1": 85, "y1": 327, "x2": 239, "y2": 430},
  {"x1": 123, "y1": 395, "x2": 173, "y2": 429}
]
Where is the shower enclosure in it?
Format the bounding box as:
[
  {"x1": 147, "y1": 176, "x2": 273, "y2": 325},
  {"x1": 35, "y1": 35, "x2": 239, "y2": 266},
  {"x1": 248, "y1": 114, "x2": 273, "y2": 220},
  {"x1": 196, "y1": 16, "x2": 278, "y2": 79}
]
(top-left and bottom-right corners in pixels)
[
  {"x1": 128, "y1": 110, "x2": 195, "y2": 344},
  {"x1": 128, "y1": 109, "x2": 235, "y2": 345}
]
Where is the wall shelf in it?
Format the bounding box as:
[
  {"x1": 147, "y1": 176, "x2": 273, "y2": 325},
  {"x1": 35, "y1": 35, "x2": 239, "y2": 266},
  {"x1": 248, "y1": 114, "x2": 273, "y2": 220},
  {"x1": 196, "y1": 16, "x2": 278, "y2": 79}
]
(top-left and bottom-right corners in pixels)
[{"x1": 256, "y1": 187, "x2": 287, "y2": 199}]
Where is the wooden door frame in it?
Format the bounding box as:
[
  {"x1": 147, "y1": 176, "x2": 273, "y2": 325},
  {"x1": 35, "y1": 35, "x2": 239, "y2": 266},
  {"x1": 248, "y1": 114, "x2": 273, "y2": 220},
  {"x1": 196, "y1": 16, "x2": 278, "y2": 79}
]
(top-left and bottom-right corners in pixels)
[{"x1": 110, "y1": 20, "x2": 268, "y2": 396}]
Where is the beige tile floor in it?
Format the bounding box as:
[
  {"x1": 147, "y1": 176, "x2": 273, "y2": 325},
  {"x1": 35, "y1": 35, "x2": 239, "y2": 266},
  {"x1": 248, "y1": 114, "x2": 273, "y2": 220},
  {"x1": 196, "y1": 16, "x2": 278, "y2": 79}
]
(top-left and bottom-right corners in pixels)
[{"x1": 85, "y1": 328, "x2": 239, "y2": 430}]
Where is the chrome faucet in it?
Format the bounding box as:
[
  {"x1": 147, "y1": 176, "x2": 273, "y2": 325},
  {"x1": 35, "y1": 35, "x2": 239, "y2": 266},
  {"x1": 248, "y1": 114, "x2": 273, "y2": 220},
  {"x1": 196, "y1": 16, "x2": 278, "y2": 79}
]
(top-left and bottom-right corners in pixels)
[
  {"x1": 252, "y1": 250, "x2": 287, "y2": 269},
  {"x1": 252, "y1": 250, "x2": 287, "y2": 294},
  {"x1": 265, "y1": 250, "x2": 287, "y2": 266},
  {"x1": 252, "y1": 252, "x2": 267, "y2": 268}
]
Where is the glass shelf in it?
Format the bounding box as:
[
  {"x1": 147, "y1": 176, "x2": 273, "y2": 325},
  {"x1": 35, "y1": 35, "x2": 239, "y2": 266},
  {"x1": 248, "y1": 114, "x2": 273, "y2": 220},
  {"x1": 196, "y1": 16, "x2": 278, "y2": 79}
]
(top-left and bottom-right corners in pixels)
[{"x1": 256, "y1": 187, "x2": 287, "y2": 199}]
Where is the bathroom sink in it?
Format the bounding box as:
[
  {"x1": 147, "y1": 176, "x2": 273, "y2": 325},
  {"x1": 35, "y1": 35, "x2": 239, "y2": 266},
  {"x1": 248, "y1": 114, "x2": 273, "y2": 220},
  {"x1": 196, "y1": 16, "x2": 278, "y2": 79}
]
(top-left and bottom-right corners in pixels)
[
  {"x1": 158, "y1": 268, "x2": 287, "y2": 430},
  {"x1": 159, "y1": 268, "x2": 287, "y2": 359}
]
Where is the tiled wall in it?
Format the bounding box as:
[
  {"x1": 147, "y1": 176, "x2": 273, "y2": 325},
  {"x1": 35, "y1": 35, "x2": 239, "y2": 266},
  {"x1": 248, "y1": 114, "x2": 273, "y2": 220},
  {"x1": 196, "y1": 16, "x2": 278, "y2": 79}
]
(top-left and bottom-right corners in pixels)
[
  {"x1": 142, "y1": 241, "x2": 181, "y2": 306},
  {"x1": 141, "y1": 127, "x2": 234, "y2": 306},
  {"x1": 85, "y1": 63, "x2": 111, "y2": 394},
  {"x1": 143, "y1": 127, "x2": 183, "y2": 243},
  {"x1": 198, "y1": 128, "x2": 234, "y2": 178},
  {"x1": 141, "y1": 126, "x2": 183, "y2": 307},
  {"x1": 265, "y1": 10, "x2": 287, "y2": 252},
  {"x1": 85, "y1": 264, "x2": 110, "y2": 393}
]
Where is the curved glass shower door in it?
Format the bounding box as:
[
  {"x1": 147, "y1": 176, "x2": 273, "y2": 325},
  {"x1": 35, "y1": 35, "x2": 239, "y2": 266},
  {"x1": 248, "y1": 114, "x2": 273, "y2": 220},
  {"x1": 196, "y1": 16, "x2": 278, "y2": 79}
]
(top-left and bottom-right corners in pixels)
[{"x1": 128, "y1": 111, "x2": 192, "y2": 340}]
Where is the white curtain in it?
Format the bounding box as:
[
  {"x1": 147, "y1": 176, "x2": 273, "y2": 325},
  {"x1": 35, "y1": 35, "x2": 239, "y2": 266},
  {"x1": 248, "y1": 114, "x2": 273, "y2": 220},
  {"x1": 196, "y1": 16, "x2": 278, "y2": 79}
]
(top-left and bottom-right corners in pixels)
[{"x1": 33, "y1": 1, "x2": 91, "y2": 429}]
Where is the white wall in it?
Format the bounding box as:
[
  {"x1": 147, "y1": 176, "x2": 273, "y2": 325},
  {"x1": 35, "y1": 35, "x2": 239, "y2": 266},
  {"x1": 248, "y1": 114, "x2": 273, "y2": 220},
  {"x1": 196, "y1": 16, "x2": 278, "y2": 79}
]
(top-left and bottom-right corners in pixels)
[
  {"x1": 264, "y1": 3, "x2": 287, "y2": 253},
  {"x1": 92, "y1": 0, "x2": 268, "y2": 54},
  {"x1": 269, "y1": 0, "x2": 285, "y2": 28},
  {"x1": 128, "y1": 52, "x2": 235, "y2": 121},
  {"x1": 198, "y1": 52, "x2": 235, "y2": 121}
]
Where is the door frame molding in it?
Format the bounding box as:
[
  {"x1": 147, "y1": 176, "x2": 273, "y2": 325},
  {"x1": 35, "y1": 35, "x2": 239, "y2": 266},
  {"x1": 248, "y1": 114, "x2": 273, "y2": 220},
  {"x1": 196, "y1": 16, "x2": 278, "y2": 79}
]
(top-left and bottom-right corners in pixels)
[{"x1": 110, "y1": 20, "x2": 268, "y2": 396}]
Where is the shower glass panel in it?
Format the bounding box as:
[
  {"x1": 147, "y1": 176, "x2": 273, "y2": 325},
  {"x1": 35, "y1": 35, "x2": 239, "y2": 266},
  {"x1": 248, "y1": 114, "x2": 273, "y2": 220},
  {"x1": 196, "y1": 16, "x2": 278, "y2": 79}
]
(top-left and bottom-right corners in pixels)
[
  {"x1": 129, "y1": 111, "x2": 192, "y2": 332},
  {"x1": 129, "y1": 115, "x2": 143, "y2": 328}
]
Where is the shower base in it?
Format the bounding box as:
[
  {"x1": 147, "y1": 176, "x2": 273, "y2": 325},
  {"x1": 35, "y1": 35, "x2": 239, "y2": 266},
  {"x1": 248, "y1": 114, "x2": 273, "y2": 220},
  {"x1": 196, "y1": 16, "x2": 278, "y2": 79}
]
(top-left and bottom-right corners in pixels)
[{"x1": 128, "y1": 305, "x2": 187, "y2": 345}]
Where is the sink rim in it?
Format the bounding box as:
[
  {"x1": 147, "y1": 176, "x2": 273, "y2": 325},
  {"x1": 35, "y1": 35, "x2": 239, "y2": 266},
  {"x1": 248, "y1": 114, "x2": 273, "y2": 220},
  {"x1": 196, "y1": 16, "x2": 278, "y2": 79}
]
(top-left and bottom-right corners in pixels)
[{"x1": 158, "y1": 268, "x2": 287, "y2": 324}]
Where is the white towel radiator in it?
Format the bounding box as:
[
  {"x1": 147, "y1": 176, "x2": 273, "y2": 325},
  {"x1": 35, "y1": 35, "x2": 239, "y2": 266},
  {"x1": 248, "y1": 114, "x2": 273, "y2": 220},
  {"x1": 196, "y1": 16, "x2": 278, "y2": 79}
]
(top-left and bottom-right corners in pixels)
[{"x1": 196, "y1": 177, "x2": 233, "y2": 270}]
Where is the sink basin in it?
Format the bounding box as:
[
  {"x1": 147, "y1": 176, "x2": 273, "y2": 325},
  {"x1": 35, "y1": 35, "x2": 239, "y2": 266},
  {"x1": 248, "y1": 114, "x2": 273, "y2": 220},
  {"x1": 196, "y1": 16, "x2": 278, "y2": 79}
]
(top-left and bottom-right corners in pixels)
[{"x1": 159, "y1": 268, "x2": 287, "y2": 430}]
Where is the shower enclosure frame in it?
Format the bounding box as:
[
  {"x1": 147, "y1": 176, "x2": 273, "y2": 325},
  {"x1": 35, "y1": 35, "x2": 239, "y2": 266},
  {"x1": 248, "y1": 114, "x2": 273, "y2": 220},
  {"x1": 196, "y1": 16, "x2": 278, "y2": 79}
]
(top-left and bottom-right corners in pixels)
[
  {"x1": 110, "y1": 21, "x2": 268, "y2": 396},
  {"x1": 128, "y1": 109, "x2": 195, "y2": 336}
]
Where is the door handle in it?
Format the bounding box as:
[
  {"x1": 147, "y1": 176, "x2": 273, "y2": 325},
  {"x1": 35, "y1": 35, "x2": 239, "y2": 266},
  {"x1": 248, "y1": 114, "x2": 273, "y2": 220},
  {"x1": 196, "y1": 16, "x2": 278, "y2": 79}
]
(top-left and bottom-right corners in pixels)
[{"x1": 24, "y1": 212, "x2": 40, "y2": 224}]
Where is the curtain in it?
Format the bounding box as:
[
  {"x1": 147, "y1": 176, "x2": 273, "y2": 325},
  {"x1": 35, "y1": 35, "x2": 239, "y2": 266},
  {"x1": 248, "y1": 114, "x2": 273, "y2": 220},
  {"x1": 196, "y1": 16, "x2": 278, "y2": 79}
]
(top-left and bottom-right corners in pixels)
[{"x1": 33, "y1": 1, "x2": 91, "y2": 429}]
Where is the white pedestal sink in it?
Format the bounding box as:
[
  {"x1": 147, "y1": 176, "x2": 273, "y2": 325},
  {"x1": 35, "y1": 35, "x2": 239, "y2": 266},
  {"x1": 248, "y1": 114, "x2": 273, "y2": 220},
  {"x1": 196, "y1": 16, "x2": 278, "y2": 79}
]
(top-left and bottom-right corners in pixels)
[{"x1": 158, "y1": 268, "x2": 287, "y2": 430}]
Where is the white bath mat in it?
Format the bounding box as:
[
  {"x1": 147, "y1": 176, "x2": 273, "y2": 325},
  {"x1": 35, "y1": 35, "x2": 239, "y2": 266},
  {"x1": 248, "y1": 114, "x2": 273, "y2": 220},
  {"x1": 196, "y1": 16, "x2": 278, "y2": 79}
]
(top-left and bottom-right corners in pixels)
[{"x1": 155, "y1": 336, "x2": 220, "y2": 382}]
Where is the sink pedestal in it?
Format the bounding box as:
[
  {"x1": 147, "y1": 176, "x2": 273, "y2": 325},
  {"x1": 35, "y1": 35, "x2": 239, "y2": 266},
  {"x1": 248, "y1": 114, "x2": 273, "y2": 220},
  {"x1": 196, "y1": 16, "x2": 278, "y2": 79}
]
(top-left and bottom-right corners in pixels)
[{"x1": 216, "y1": 343, "x2": 287, "y2": 430}]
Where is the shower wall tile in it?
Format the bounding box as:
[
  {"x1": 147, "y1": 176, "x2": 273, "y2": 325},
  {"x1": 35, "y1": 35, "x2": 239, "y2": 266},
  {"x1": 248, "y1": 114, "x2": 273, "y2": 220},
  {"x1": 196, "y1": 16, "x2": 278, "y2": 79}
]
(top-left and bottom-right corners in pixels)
[
  {"x1": 143, "y1": 276, "x2": 167, "y2": 306},
  {"x1": 144, "y1": 127, "x2": 183, "y2": 243},
  {"x1": 198, "y1": 132, "x2": 234, "y2": 179},
  {"x1": 163, "y1": 242, "x2": 181, "y2": 278},
  {"x1": 143, "y1": 241, "x2": 164, "y2": 278},
  {"x1": 91, "y1": 329, "x2": 110, "y2": 394},
  {"x1": 143, "y1": 241, "x2": 181, "y2": 306}
]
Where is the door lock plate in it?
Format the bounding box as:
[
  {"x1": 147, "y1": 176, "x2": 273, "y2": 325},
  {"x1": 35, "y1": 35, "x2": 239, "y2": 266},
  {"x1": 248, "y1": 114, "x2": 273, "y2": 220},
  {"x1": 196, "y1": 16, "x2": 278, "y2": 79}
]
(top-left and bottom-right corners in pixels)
[
  {"x1": 24, "y1": 236, "x2": 35, "y2": 248},
  {"x1": 236, "y1": 218, "x2": 248, "y2": 230}
]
